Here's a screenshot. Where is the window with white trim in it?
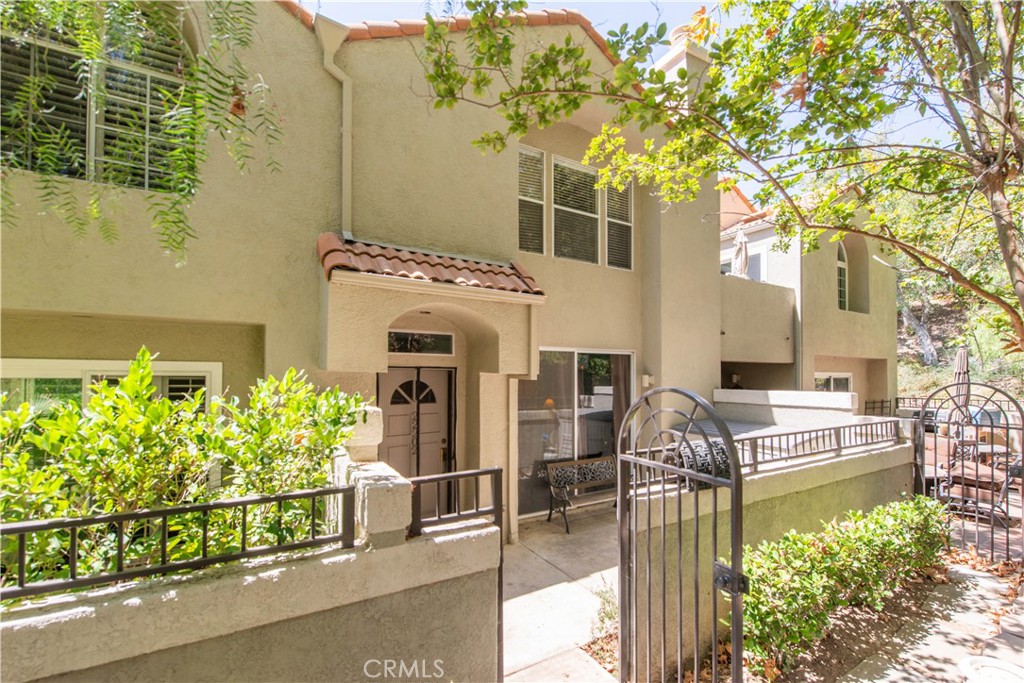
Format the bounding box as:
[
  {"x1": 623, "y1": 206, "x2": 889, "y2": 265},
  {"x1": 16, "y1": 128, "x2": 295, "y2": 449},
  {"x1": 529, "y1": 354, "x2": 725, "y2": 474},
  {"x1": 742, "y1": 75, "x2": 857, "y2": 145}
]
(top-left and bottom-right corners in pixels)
[
  {"x1": 837, "y1": 242, "x2": 849, "y2": 311},
  {"x1": 0, "y1": 359, "x2": 222, "y2": 409},
  {"x1": 607, "y1": 183, "x2": 632, "y2": 270},
  {"x1": 553, "y1": 158, "x2": 599, "y2": 264},
  {"x1": 1, "y1": 24, "x2": 186, "y2": 191},
  {"x1": 517, "y1": 146, "x2": 544, "y2": 254},
  {"x1": 815, "y1": 373, "x2": 852, "y2": 392}
]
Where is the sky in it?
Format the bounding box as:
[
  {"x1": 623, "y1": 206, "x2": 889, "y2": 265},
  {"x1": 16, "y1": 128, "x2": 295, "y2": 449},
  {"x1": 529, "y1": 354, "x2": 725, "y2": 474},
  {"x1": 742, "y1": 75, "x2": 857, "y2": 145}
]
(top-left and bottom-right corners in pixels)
[{"x1": 305, "y1": 1, "x2": 743, "y2": 64}]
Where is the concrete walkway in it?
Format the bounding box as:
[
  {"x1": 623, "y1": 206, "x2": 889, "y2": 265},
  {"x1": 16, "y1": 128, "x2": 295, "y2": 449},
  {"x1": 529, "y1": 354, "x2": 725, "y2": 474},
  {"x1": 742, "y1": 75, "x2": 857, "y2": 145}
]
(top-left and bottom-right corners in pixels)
[
  {"x1": 504, "y1": 505, "x2": 618, "y2": 682},
  {"x1": 837, "y1": 566, "x2": 1023, "y2": 683}
]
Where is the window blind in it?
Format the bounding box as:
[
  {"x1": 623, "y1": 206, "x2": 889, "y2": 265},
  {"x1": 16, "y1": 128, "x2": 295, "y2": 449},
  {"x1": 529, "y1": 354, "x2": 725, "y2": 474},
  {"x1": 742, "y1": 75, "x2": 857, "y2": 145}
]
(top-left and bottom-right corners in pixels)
[
  {"x1": 518, "y1": 148, "x2": 544, "y2": 253},
  {"x1": 553, "y1": 160, "x2": 598, "y2": 264},
  {"x1": 607, "y1": 183, "x2": 632, "y2": 269}
]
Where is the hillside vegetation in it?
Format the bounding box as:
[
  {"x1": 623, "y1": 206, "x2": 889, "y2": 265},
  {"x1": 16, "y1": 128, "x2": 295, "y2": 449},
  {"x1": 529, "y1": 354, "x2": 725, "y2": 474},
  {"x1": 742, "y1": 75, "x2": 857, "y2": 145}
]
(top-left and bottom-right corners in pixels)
[{"x1": 898, "y1": 298, "x2": 1024, "y2": 399}]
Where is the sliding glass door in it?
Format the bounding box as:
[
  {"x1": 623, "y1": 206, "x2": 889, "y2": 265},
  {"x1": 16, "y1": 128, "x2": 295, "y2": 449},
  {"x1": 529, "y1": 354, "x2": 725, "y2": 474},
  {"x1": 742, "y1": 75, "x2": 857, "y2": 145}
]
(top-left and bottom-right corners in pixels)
[{"x1": 517, "y1": 350, "x2": 632, "y2": 516}]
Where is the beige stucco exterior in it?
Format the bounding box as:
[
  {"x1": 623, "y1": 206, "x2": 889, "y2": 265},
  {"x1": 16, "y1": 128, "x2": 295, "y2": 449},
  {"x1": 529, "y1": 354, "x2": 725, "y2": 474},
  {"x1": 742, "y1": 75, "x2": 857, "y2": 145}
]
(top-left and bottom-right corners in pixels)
[
  {"x1": 0, "y1": 457, "x2": 500, "y2": 683},
  {"x1": 0, "y1": 3, "x2": 897, "y2": 533},
  {"x1": 719, "y1": 219, "x2": 898, "y2": 411}
]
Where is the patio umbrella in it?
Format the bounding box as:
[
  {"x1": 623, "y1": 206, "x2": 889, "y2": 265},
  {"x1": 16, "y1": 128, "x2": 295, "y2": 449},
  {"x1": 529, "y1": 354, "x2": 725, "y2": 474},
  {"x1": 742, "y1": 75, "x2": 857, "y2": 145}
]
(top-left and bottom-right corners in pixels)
[
  {"x1": 731, "y1": 228, "x2": 749, "y2": 278},
  {"x1": 951, "y1": 345, "x2": 972, "y2": 423}
]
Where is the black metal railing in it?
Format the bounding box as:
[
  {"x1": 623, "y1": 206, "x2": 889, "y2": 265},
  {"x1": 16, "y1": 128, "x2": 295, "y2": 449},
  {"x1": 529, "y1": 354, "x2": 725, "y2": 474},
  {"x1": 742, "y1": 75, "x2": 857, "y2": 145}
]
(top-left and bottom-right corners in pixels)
[
  {"x1": 735, "y1": 419, "x2": 901, "y2": 472},
  {"x1": 408, "y1": 467, "x2": 503, "y2": 681},
  {"x1": 409, "y1": 467, "x2": 503, "y2": 535},
  {"x1": 899, "y1": 395, "x2": 1021, "y2": 413},
  {"x1": 864, "y1": 399, "x2": 894, "y2": 416},
  {"x1": 1, "y1": 486, "x2": 356, "y2": 601}
]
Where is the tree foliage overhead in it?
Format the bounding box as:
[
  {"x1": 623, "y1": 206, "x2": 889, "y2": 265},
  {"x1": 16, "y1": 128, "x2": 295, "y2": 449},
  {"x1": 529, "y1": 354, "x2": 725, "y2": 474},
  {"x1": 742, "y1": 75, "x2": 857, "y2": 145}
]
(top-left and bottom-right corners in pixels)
[
  {"x1": 0, "y1": 0, "x2": 282, "y2": 260},
  {"x1": 423, "y1": 0, "x2": 1024, "y2": 352}
]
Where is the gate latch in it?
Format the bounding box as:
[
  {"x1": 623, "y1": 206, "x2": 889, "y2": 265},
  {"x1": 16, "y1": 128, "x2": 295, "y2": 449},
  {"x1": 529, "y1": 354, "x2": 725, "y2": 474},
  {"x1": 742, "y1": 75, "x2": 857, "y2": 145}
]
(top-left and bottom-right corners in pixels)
[{"x1": 713, "y1": 561, "x2": 750, "y2": 596}]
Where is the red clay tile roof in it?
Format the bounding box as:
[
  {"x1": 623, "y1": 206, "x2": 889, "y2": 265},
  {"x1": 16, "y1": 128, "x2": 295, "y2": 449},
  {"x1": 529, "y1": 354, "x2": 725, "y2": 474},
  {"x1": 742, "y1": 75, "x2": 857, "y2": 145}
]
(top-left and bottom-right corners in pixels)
[
  {"x1": 317, "y1": 233, "x2": 544, "y2": 296},
  {"x1": 275, "y1": 0, "x2": 314, "y2": 31},
  {"x1": 342, "y1": 10, "x2": 620, "y2": 69}
]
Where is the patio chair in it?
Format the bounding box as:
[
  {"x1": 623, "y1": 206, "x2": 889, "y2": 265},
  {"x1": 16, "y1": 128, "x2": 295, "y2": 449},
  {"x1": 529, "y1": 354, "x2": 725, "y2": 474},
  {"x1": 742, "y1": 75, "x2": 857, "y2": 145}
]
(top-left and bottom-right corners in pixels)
[{"x1": 941, "y1": 452, "x2": 1022, "y2": 528}]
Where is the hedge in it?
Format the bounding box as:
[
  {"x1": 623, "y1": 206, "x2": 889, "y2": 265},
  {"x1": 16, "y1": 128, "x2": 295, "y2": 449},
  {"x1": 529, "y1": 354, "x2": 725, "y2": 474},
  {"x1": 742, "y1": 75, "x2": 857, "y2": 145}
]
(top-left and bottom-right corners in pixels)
[{"x1": 743, "y1": 496, "x2": 948, "y2": 678}]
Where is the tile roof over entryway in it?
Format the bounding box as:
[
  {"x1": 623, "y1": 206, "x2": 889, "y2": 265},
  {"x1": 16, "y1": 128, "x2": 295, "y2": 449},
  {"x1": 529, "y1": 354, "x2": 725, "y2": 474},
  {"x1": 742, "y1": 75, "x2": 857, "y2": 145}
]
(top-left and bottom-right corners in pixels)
[{"x1": 316, "y1": 233, "x2": 545, "y2": 296}]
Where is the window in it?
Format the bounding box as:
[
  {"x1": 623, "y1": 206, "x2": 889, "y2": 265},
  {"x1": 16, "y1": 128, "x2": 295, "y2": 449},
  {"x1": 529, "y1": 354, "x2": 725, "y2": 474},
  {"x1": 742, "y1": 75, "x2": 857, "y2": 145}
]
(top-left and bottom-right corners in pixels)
[
  {"x1": 516, "y1": 349, "x2": 632, "y2": 515},
  {"x1": 1, "y1": 24, "x2": 186, "y2": 191},
  {"x1": 518, "y1": 147, "x2": 544, "y2": 254},
  {"x1": 815, "y1": 373, "x2": 852, "y2": 392},
  {"x1": 388, "y1": 331, "x2": 454, "y2": 355},
  {"x1": 0, "y1": 359, "x2": 221, "y2": 409},
  {"x1": 390, "y1": 380, "x2": 436, "y2": 406},
  {"x1": 837, "y1": 242, "x2": 849, "y2": 310},
  {"x1": 607, "y1": 183, "x2": 632, "y2": 270},
  {"x1": 553, "y1": 158, "x2": 599, "y2": 264}
]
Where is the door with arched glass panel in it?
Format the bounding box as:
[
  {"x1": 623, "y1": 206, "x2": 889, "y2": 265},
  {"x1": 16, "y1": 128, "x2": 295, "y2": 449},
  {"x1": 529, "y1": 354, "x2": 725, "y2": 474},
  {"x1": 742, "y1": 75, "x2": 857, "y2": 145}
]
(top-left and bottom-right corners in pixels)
[{"x1": 379, "y1": 367, "x2": 453, "y2": 514}]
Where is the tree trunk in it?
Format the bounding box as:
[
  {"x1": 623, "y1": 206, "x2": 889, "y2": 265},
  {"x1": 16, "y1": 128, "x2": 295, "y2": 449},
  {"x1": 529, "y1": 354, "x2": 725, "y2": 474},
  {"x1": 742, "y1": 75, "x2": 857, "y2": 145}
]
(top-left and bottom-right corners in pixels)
[
  {"x1": 897, "y1": 287, "x2": 939, "y2": 365},
  {"x1": 983, "y1": 179, "x2": 1024, "y2": 351}
]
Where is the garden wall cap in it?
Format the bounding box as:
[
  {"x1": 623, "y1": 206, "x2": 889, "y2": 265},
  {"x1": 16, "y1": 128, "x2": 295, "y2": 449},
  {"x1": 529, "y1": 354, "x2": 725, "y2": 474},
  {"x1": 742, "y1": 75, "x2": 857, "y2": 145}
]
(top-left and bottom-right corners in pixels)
[{"x1": 317, "y1": 232, "x2": 544, "y2": 295}]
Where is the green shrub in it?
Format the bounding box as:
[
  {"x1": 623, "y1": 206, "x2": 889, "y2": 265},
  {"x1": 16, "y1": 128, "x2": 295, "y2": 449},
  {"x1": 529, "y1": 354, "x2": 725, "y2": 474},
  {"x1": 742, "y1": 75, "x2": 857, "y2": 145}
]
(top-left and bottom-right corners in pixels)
[
  {"x1": 742, "y1": 496, "x2": 948, "y2": 677},
  {"x1": 1, "y1": 348, "x2": 368, "y2": 590}
]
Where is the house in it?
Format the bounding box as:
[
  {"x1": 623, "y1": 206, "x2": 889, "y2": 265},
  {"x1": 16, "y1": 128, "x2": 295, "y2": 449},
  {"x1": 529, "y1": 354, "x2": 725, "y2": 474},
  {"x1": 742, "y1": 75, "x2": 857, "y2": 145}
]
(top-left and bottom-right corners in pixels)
[
  {"x1": 717, "y1": 186, "x2": 898, "y2": 412},
  {"x1": 0, "y1": 2, "x2": 896, "y2": 540}
]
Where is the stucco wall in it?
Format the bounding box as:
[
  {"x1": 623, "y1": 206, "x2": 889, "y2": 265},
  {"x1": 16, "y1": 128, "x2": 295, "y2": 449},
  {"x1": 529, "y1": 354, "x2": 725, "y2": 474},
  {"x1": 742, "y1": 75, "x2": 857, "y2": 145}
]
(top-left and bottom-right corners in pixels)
[
  {"x1": 799, "y1": 233, "x2": 898, "y2": 400},
  {"x1": 1, "y1": 456, "x2": 501, "y2": 683},
  {"x1": 38, "y1": 570, "x2": 497, "y2": 683},
  {"x1": 720, "y1": 276, "x2": 795, "y2": 363},
  {"x1": 1, "y1": 2, "x2": 342, "y2": 386},
  {"x1": 632, "y1": 442, "x2": 914, "y2": 679},
  {"x1": 0, "y1": 312, "x2": 264, "y2": 397}
]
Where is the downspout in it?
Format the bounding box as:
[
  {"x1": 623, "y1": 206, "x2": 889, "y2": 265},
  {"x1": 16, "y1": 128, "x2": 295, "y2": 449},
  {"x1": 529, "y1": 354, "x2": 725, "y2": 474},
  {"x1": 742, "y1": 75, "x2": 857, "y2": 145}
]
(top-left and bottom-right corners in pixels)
[{"x1": 314, "y1": 16, "x2": 353, "y2": 233}]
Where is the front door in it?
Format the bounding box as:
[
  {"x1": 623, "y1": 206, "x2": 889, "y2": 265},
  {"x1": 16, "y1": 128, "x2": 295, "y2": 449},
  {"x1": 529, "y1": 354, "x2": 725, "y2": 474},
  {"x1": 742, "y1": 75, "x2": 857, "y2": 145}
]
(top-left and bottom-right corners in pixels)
[{"x1": 379, "y1": 368, "x2": 454, "y2": 512}]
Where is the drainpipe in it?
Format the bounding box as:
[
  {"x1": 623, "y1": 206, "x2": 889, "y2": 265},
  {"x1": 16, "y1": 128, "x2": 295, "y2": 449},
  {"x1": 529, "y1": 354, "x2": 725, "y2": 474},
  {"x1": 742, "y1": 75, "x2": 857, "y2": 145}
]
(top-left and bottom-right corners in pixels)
[{"x1": 314, "y1": 16, "x2": 353, "y2": 233}]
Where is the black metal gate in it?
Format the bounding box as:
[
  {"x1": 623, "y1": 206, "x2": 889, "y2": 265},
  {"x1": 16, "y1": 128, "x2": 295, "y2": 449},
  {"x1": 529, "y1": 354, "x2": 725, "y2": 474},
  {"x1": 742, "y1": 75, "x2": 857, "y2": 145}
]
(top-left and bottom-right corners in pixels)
[
  {"x1": 617, "y1": 388, "x2": 746, "y2": 683},
  {"x1": 915, "y1": 382, "x2": 1023, "y2": 561}
]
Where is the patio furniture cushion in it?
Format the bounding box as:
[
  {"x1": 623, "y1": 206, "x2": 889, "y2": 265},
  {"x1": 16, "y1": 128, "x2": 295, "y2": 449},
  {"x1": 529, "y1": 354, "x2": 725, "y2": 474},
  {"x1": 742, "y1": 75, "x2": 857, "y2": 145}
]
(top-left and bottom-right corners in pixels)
[{"x1": 674, "y1": 439, "x2": 731, "y2": 490}]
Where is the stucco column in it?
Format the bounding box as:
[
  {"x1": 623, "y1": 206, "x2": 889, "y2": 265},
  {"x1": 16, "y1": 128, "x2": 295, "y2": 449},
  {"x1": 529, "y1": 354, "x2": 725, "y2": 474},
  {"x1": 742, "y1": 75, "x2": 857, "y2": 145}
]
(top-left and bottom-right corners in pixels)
[
  {"x1": 346, "y1": 406, "x2": 383, "y2": 462},
  {"x1": 339, "y1": 458, "x2": 412, "y2": 549}
]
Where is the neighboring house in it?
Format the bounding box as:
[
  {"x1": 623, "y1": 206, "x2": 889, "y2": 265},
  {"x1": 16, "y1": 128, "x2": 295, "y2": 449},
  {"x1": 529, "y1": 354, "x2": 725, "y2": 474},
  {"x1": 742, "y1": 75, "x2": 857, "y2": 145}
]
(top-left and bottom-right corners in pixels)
[
  {"x1": 718, "y1": 186, "x2": 898, "y2": 412},
  {"x1": 0, "y1": 2, "x2": 896, "y2": 539}
]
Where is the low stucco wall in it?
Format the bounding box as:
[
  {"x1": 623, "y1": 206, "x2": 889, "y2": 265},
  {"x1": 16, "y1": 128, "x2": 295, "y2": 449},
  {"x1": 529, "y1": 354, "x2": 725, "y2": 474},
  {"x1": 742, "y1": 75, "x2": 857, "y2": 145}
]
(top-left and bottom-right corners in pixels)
[
  {"x1": 1, "y1": 453, "x2": 501, "y2": 683},
  {"x1": 40, "y1": 568, "x2": 497, "y2": 683},
  {"x1": 720, "y1": 276, "x2": 795, "y2": 364},
  {"x1": 713, "y1": 388, "x2": 858, "y2": 424},
  {"x1": 631, "y1": 441, "x2": 913, "y2": 679}
]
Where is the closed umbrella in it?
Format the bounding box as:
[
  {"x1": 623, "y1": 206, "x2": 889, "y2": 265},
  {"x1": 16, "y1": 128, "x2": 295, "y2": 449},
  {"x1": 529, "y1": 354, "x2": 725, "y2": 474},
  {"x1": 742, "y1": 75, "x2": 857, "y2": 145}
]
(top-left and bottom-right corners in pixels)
[
  {"x1": 952, "y1": 345, "x2": 971, "y2": 423},
  {"x1": 731, "y1": 229, "x2": 749, "y2": 278}
]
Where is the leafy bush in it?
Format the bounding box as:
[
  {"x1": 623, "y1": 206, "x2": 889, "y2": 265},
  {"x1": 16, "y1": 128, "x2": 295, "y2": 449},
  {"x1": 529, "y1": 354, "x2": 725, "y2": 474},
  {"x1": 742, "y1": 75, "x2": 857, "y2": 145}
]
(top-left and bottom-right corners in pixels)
[
  {"x1": 742, "y1": 496, "x2": 948, "y2": 678},
  {"x1": 1, "y1": 348, "x2": 368, "y2": 590}
]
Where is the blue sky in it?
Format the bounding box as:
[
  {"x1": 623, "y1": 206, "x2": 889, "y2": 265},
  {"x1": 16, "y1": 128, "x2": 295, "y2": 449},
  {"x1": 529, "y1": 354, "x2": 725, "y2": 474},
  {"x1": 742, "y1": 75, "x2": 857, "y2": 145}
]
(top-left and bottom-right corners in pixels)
[{"x1": 305, "y1": 1, "x2": 741, "y2": 64}]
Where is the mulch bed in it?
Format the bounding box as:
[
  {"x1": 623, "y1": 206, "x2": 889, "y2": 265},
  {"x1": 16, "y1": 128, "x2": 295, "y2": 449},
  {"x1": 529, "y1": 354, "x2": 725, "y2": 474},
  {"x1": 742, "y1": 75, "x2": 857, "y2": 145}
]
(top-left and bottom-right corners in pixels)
[{"x1": 582, "y1": 552, "x2": 1024, "y2": 683}]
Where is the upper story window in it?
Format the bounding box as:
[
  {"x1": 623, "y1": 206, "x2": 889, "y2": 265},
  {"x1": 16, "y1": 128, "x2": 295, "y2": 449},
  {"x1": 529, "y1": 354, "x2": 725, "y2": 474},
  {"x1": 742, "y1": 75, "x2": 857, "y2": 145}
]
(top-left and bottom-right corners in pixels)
[
  {"x1": 553, "y1": 158, "x2": 600, "y2": 264},
  {"x1": 518, "y1": 147, "x2": 545, "y2": 254},
  {"x1": 607, "y1": 184, "x2": 632, "y2": 270},
  {"x1": 1, "y1": 24, "x2": 186, "y2": 191},
  {"x1": 518, "y1": 146, "x2": 634, "y2": 270},
  {"x1": 837, "y1": 242, "x2": 849, "y2": 310}
]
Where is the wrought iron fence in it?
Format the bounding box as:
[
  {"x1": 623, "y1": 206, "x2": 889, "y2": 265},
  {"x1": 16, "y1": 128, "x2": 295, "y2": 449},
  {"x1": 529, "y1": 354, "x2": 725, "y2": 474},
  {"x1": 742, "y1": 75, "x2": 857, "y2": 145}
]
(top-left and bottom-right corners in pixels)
[
  {"x1": 1, "y1": 486, "x2": 356, "y2": 601},
  {"x1": 900, "y1": 395, "x2": 1021, "y2": 414},
  {"x1": 864, "y1": 399, "x2": 893, "y2": 416},
  {"x1": 734, "y1": 419, "x2": 901, "y2": 472},
  {"x1": 409, "y1": 467, "x2": 504, "y2": 681}
]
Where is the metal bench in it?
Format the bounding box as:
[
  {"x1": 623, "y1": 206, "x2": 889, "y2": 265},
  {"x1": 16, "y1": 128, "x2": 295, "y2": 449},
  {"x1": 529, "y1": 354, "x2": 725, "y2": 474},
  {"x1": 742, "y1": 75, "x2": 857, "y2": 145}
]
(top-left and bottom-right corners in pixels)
[{"x1": 544, "y1": 455, "x2": 616, "y2": 533}]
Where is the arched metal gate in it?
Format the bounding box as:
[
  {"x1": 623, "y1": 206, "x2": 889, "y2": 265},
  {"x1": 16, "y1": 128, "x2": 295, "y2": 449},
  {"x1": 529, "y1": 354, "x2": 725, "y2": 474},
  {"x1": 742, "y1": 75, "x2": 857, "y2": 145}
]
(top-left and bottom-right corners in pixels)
[
  {"x1": 915, "y1": 382, "x2": 1024, "y2": 561},
  {"x1": 617, "y1": 388, "x2": 746, "y2": 683}
]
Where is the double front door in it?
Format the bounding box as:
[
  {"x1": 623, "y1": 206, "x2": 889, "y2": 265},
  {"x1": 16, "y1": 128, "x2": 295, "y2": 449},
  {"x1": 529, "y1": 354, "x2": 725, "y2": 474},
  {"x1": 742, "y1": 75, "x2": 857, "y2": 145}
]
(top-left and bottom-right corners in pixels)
[{"x1": 378, "y1": 367, "x2": 454, "y2": 514}]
